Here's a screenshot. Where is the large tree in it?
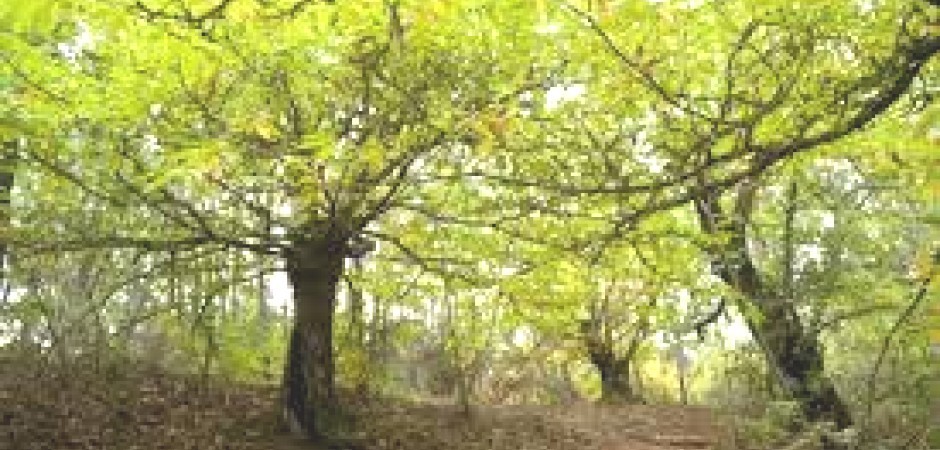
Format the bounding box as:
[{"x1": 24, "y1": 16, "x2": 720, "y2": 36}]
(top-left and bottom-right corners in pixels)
[
  {"x1": 553, "y1": 0, "x2": 940, "y2": 431},
  {"x1": 1, "y1": 0, "x2": 559, "y2": 440},
  {"x1": 4, "y1": 0, "x2": 940, "y2": 443}
]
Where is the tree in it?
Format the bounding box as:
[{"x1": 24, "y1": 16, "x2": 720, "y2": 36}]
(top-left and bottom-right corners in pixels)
[
  {"x1": 1, "y1": 0, "x2": 552, "y2": 440},
  {"x1": 558, "y1": 0, "x2": 940, "y2": 432},
  {"x1": 4, "y1": 0, "x2": 940, "y2": 443},
  {"x1": 581, "y1": 279, "x2": 652, "y2": 403}
]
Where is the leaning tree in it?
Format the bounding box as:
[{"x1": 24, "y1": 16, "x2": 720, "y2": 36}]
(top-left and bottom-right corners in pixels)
[{"x1": 550, "y1": 0, "x2": 940, "y2": 429}]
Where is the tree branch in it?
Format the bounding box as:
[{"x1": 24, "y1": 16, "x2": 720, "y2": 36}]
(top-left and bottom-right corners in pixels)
[{"x1": 864, "y1": 271, "x2": 936, "y2": 419}]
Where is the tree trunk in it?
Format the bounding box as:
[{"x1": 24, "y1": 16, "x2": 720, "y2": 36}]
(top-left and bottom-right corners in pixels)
[
  {"x1": 695, "y1": 181, "x2": 851, "y2": 431},
  {"x1": 282, "y1": 239, "x2": 346, "y2": 440},
  {"x1": 596, "y1": 356, "x2": 635, "y2": 402},
  {"x1": 725, "y1": 217, "x2": 852, "y2": 428},
  {"x1": 751, "y1": 301, "x2": 852, "y2": 429}
]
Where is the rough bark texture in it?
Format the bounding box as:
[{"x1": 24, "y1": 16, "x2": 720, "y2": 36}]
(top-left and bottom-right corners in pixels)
[
  {"x1": 597, "y1": 358, "x2": 635, "y2": 403},
  {"x1": 695, "y1": 181, "x2": 851, "y2": 430},
  {"x1": 282, "y1": 238, "x2": 346, "y2": 440},
  {"x1": 754, "y1": 301, "x2": 851, "y2": 429},
  {"x1": 585, "y1": 322, "x2": 642, "y2": 403},
  {"x1": 583, "y1": 288, "x2": 650, "y2": 404}
]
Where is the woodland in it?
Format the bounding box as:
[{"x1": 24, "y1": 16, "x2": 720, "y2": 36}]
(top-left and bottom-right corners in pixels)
[{"x1": 1, "y1": 1, "x2": 940, "y2": 449}]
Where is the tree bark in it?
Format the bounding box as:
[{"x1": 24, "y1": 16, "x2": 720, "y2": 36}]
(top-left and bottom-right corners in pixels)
[
  {"x1": 282, "y1": 238, "x2": 346, "y2": 440},
  {"x1": 752, "y1": 301, "x2": 851, "y2": 429},
  {"x1": 584, "y1": 310, "x2": 645, "y2": 403},
  {"x1": 695, "y1": 181, "x2": 851, "y2": 430},
  {"x1": 584, "y1": 295, "x2": 648, "y2": 404},
  {"x1": 598, "y1": 357, "x2": 635, "y2": 402}
]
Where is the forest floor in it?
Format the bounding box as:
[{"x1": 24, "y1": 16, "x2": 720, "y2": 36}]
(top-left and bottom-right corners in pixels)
[{"x1": 0, "y1": 354, "x2": 727, "y2": 450}]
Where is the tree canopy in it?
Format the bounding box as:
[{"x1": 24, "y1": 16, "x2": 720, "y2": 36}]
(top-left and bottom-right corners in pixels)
[{"x1": 1, "y1": 0, "x2": 940, "y2": 448}]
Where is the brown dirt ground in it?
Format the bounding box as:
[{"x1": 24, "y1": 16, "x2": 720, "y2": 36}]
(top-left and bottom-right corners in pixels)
[{"x1": 0, "y1": 355, "x2": 727, "y2": 450}]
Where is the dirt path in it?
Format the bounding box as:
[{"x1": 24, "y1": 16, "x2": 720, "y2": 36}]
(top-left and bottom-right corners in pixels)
[
  {"x1": 266, "y1": 434, "x2": 330, "y2": 450},
  {"x1": 0, "y1": 359, "x2": 726, "y2": 450},
  {"x1": 358, "y1": 402, "x2": 723, "y2": 449},
  {"x1": 231, "y1": 404, "x2": 727, "y2": 450},
  {"x1": 543, "y1": 404, "x2": 722, "y2": 450},
  {"x1": 483, "y1": 404, "x2": 722, "y2": 450}
]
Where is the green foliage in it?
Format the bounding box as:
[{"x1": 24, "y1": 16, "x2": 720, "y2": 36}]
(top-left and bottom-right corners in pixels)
[{"x1": 3, "y1": 0, "x2": 940, "y2": 446}]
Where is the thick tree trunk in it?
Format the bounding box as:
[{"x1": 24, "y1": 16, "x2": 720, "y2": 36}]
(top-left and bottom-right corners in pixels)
[
  {"x1": 282, "y1": 239, "x2": 346, "y2": 440},
  {"x1": 599, "y1": 361, "x2": 634, "y2": 402},
  {"x1": 723, "y1": 214, "x2": 852, "y2": 428},
  {"x1": 594, "y1": 354, "x2": 636, "y2": 403},
  {"x1": 750, "y1": 302, "x2": 852, "y2": 429},
  {"x1": 695, "y1": 181, "x2": 851, "y2": 432},
  {"x1": 584, "y1": 293, "x2": 645, "y2": 404}
]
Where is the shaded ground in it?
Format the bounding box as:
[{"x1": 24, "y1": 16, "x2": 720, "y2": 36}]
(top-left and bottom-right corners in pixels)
[
  {"x1": 542, "y1": 404, "x2": 721, "y2": 450},
  {"x1": 352, "y1": 402, "x2": 722, "y2": 450},
  {"x1": 0, "y1": 354, "x2": 283, "y2": 450},
  {"x1": 0, "y1": 354, "x2": 725, "y2": 450}
]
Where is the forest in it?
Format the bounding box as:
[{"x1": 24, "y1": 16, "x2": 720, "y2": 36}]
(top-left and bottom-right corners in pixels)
[{"x1": 1, "y1": 1, "x2": 939, "y2": 449}]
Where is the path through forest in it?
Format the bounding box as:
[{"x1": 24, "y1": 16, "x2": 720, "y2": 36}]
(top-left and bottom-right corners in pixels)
[
  {"x1": 319, "y1": 401, "x2": 725, "y2": 450},
  {"x1": 0, "y1": 358, "x2": 726, "y2": 450},
  {"x1": 540, "y1": 404, "x2": 720, "y2": 450},
  {"x1": 268, "y1": 403, "x2": 722, "y2": 450}
]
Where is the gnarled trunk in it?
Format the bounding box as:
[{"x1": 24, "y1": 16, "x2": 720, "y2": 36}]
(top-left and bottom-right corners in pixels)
[
  {"x1": 282, "y1": 239, "x2": 346, "y2": 440},
  {"x1": 583, "y1": 284, "x2": 648, "y2": 404},
  {"x1": 717, "y1": 239, "x2": 851, "y2": 427},
  {"x1": 751, "y1": 301, "x2": 851, "y2": 429},
  {"x1": 696, "y1": 181, "x2": 851, "y2": 431},
  {"x1": 597, "y1": 357, "x2": 635, "y2": 403}
]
